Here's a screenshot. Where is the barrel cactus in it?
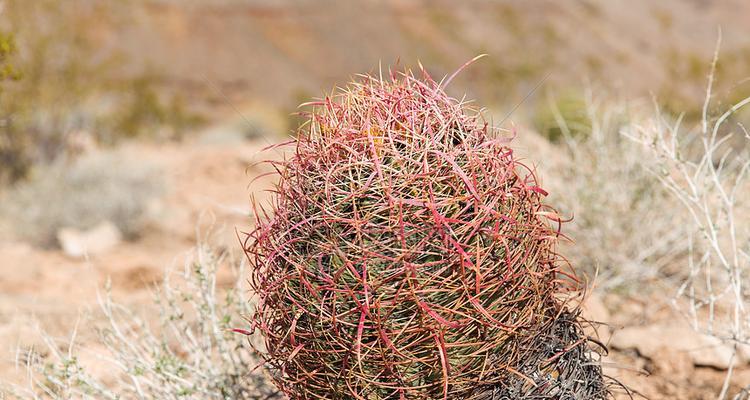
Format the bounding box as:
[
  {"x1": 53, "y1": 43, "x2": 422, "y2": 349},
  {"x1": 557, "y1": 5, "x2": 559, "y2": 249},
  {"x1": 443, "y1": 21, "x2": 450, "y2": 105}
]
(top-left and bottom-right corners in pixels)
[{"x1": 243, "y1": 67, "x2": 613, "y2": 399}]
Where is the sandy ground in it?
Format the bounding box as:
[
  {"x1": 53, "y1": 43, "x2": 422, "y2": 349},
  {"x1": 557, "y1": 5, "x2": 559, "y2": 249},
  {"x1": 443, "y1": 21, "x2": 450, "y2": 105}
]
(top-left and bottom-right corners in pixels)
[
  {"x1": 1, "y1": 126, "x2": 748, "y2": 399},
  {"x1": 0, "y1": 130, "x2": 277, "y2": 387}
]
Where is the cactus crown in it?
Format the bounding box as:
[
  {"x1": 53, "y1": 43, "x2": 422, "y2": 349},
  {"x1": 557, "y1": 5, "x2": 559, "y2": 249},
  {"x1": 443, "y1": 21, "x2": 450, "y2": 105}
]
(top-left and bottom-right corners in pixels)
[{"x1": 245, "y1": 67, "x2": 610, "y2": 399}]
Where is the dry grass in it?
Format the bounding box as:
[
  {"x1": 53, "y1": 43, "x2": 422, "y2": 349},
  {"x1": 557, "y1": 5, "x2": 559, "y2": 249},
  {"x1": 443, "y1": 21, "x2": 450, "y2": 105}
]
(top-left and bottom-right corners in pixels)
[
  {"x1": 625, "y1": 38, "x2": 750, "y2": 399},
  {"x1": 1, "y1": 243, "x2": 279, "y2": 399},
  {"x1": 0, "y1": 151, "x2": 163, "y2": 247},
  {"x1": 538, "y1": 91, "x2": 689, "y2": 291},
  {"x1": 540, "y1": 42, "x2": 750, "y2": 398}
]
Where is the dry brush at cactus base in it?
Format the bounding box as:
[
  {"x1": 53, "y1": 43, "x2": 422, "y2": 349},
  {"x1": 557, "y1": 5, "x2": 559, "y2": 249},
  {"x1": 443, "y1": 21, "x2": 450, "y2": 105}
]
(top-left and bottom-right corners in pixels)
[{"x1": 242, "y1": 67, "x2": 619, "y2": 399}]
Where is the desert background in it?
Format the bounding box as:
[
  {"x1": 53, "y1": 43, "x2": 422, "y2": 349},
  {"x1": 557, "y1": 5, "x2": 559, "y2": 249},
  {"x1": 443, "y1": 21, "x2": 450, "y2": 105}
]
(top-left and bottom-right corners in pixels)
[{"x1": 1, "y1": 1, "x2": 750, "y2": 399}]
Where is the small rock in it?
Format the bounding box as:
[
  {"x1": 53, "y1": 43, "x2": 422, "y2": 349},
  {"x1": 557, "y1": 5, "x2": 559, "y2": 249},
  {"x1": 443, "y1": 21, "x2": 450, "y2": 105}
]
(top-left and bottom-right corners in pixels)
[
  {"x1": 57, "y1": 221, "x2": 122, "y2": 258},
  {"x1": 610, "y1": 320, "x2": 746, "y2": 370},
  {"x1": 650, "y1": 347, "x2": 694, "y2": 378}
]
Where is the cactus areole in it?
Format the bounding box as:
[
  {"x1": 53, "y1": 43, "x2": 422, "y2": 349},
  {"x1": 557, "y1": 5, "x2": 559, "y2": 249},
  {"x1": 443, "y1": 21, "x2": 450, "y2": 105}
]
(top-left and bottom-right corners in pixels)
[{"x1": 243, "y1": 66, "x2": 611, "y2": 399}]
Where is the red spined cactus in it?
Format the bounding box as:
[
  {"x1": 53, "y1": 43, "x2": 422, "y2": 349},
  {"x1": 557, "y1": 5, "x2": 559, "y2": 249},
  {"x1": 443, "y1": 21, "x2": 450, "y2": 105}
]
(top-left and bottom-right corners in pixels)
[{"x1": 243, "y1": 66, "x2": 612, "y2": 399}]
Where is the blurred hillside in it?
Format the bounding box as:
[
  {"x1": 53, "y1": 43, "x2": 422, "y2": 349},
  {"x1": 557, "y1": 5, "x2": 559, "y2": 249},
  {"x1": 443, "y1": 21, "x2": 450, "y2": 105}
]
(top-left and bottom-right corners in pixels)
[
  {"x1": 3, "y1": 0, "x2": 748, "y2": 186},
  {"x1": 105, "y1": 1, "x2": 750, "y2": 108},
  {"x1": 5, "y1": 0, "x2": 750, "y2": 117}
]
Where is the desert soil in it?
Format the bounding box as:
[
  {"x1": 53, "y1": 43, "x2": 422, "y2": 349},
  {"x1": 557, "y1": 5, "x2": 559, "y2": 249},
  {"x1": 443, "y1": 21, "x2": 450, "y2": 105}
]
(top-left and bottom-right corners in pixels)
[{"x1": 1, "y1": 123, "x2": 748, "y2": 399}]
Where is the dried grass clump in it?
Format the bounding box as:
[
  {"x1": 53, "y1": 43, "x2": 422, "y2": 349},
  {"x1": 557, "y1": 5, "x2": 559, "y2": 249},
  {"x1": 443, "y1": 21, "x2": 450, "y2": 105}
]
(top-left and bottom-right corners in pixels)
[
  {"x1": 244, "y1": 67, "x2": 614, "y2": 399},
  {"x1": 2, "y1": 244, "x2": 279, "y2": 399},
  {"x1": 625, "y1": 39, "x2": 750, "y2": 399},
  {"x1": 0, "y1": 151, "x2": 163, "y2": 247},
  {"x1": 538, "y1": 94, "x2": 688, "y2": 290}
]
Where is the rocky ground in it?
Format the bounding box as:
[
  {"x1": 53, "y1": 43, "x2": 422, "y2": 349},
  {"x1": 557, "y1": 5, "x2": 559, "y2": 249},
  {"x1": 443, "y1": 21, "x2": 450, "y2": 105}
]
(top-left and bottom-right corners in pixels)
[{"x1": 0, "y1": 121, "x2": 748, "y2": 399}]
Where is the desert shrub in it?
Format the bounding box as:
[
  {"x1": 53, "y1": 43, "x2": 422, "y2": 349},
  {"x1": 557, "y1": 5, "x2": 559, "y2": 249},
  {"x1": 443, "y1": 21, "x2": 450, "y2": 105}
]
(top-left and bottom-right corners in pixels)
[
  {"x1": 540, "y1": 93, "x2": 690, "y2": 290},
  {"x1": 110, "y1": 75, "x2": 204, "y2": 142},
  {"x1": 0, "y1": 30, "x2": 25, "y2": 183},
  {"x1": 0, "y1": 0, "x2": 115, "y2": 183},
  {"x1": 532, "y1": 91, "x2": 592, "y2": 142},
  {"x1": 244, "y1": 68, "x2": 615, "y2": 399},
  {"x1": 2, "y1": 244, "x2": 279, "y2": 399},
  {"x1": 0, "y1": 151, "x2": 163, "y2": 247},
  {"x1": 0, "y1": 1, "x2": 202, "y2": 185},
  {"x1": 0, "y1": 32, "x2": 20, "y2": 81},
  {"x1": 625, "y1": 44, "x2": 750, "y2": 399}
]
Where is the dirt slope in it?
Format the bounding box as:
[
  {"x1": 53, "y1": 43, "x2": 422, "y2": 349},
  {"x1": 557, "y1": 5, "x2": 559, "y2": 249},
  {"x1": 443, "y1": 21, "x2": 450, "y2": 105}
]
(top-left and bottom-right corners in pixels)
[{"x1": 94, "y1": 0, "x2": 750, "y2": 111}]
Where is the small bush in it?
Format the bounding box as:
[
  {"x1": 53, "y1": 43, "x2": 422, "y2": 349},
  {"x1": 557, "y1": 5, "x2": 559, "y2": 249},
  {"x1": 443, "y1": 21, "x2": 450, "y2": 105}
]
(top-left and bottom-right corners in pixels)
[
  {"x1": 540, "y1": 94, "x2": 690, "y2": 290},
  {"x1": 0, "y1": 151, "x2": 163, "y2": 247},
  {"x1": 0, "y1": 30, "x2": 25, "y2": 184},
  {"x1": 0, "y1": 31, "x2": 21, "y2": 82},
  {"x1": 0, "y1": 2, "x2": 203, "y2": 185},
  {"x1": 110, "y1": 75, "x2": 204, "y2": 142},
  {"x1": 532, "y1": 91, "x2": 592, "y2": 142},
  {"x1": 626, "y1": 45, "x2": 750, "y2": 398},
  {"x1": 2, "y1": 244, "x2": 279, "y2": 399}
]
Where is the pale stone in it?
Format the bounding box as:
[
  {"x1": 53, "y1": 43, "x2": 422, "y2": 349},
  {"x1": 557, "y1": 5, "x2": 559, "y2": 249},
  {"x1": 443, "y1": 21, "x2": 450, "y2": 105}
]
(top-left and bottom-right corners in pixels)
[
  {"x1": 57, "y1": 221, "x2": 122, "y2": 258},
  {"x1": 610, "y1": 320, "x2": 747, "y2": 370}
]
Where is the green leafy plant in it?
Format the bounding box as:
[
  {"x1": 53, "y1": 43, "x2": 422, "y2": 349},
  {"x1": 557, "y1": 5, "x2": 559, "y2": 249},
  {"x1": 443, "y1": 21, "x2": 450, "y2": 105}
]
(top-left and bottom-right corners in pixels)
[
  {"x1": 0, "y1": 32, "x2": 21, "y2": 82},
  {"x1": 0, "y1": 31, "x2": 25, "y2": 184},
  {"x1": 533, "y1": 91, "x2": 592, "y2": 142},
  {"x1": 244, "y1": 66, "x2": 616, "y2": 399}
]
